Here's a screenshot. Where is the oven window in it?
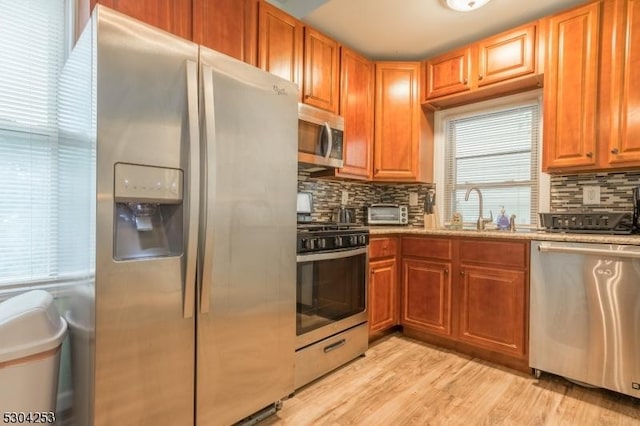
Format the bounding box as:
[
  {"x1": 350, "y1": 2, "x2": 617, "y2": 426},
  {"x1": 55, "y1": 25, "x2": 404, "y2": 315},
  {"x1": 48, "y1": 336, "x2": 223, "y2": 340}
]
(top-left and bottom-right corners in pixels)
[{"x1": 296, "y1": 253, "x2": 366, "y2": 336}]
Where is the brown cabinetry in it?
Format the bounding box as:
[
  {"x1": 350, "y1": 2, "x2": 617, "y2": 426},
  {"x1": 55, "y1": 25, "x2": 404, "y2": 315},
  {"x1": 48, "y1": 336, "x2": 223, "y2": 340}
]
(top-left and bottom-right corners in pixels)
[
  {"x1": 423, "y1": 23, "x2": 539, "y2": 108},
  {"x1": 543, "y1": 1, "x2": 601, "y2": 171},
  {"x1": 257, "y1": 1, "x2": 303, "y2": 99},
  {"x1": 401, "y1": 237, "x2": 453, "y2": 337},
  {"x1": 193, "y1": 0, "x2": 257, "y2": 65},
  {"x1": 400, "y1": 236, "x2": 529, "y2": 370},
  {"x1": 368, "y1": 237, "x2": 399, "y2": 337},
  {"x1": 604, "y1": 0, "x2": 640, "y2": 167},
  {"x1": 303, "y1": 27, "x2": 341, "y2": 113},
  {"x1": 92, "y1": 0, "x2": 192, "y2": 40},
  {"x1": 374, "y1": 62, "x2": 431, "y2": 182}
]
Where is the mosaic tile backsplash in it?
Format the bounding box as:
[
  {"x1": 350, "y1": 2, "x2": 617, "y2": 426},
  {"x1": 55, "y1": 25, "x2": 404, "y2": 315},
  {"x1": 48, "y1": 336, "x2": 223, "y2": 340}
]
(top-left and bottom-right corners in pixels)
[
  {"x1": 299, "y1": 169, "x2": 640, "y2": 227},
  {"x1": 297, "y1": 169, "x2": 433, "y2": 226},
  {"x1": 550, "y1": 171, "x2": 640, "y2": 212}
]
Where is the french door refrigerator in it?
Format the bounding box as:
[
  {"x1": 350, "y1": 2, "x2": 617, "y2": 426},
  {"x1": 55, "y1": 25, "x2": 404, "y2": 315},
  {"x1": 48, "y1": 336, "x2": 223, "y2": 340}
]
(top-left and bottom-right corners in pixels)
[{"x1": 59, "y1": 6, "x2": 298, "y2": 425}]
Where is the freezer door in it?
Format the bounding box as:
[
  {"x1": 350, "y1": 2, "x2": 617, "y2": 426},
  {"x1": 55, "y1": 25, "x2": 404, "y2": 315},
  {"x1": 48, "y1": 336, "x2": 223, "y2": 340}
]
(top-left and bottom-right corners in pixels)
[
  {"x1": 197, "y1": 48, "x2": 298, "y2": 425},
  {"x1": 91, "y1": 7, "x2": 199, "y2": 426}
]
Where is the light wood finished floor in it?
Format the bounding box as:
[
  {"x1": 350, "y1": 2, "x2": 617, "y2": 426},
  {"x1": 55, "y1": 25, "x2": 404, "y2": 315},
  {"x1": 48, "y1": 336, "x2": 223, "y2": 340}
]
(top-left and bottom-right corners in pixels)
[{"x1": 263, "y1": 333, "x2": 640, "y2": 425}]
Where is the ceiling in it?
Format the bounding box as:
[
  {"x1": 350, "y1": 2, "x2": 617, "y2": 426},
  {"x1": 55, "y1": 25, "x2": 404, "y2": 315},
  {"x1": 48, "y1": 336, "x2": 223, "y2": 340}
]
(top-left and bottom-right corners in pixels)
[{"x1": 266, "y1": 0, "x2": 588, "y2": 60}]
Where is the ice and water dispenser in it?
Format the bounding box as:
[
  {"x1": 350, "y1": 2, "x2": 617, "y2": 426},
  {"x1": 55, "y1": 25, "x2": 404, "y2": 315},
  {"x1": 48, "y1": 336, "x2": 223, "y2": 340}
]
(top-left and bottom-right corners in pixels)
[{"x1": 113, "y1": 163, "x2": 183, "y2": 260}]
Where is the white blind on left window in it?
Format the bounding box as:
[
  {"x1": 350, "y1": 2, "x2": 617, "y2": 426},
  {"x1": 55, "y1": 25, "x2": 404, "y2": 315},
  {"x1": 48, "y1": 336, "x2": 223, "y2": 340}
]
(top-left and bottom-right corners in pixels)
[{"x1": 0, "y1": 1, "x2": 66, "y2": 286}]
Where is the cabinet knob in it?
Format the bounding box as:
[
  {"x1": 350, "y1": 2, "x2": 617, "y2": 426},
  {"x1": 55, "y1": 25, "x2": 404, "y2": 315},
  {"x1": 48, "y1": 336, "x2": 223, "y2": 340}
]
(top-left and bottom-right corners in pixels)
[
  {"x1": 444, "y1": 268, "x2": 449, "y2": 274},
  {"x1": 478, "y1": 75, "x2": 483, "y2": 80},
  {"x1": 463, "y1": 79, "x2": 468, "y2": 85},
  {"x1": 460, "y1": 270, "x2": 465, "y2": 275},
  {"x1": 611, "y1": 148, "x2": 619, "y2": 155},
  {"x1": 586, "y1": 151, "x2": 593, "y2": 158}
]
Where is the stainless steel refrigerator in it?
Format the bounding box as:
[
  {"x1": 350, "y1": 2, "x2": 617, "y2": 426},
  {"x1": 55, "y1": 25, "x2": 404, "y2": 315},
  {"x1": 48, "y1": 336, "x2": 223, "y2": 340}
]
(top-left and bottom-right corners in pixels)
[{"x1": 59, "y1": 6, "x2": 298, "y2": 425}]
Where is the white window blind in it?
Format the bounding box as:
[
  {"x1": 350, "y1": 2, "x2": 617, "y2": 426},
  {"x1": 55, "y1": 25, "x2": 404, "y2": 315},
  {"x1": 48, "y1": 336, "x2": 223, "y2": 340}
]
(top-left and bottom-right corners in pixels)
[
  {"x1": 0, "y1": 1, "x2": 70, "y2": 288},
  {"x1": 443, "y1": 101, "x2": 540, "y2": 229}
]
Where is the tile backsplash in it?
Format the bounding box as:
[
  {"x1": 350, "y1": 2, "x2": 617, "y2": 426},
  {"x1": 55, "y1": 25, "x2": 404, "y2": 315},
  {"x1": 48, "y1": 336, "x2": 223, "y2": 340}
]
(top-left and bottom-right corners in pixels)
[
  {"x1": 298, "y1": 169, "x2": 433, "y2": 226},
  {"x1": 550, "y1": 171, "x2": 640, "y2": 212}
]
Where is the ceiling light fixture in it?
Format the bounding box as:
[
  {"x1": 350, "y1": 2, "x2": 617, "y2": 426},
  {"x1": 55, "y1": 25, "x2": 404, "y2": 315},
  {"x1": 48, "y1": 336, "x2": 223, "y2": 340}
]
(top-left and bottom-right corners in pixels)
[{"x1": 446, "y1": 0, "x2": 492, "y2": 12}]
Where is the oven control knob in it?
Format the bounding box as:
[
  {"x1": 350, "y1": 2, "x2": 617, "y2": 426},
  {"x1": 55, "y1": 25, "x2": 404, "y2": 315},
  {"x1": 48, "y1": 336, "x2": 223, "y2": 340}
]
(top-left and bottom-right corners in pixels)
[
  {"x1": 358, "y1": 235, "x2": 367, "y2": 245},
  {"x1": 334, "y1": 236, "x2": 343, "y2": 247},
  {"x1": 317, "y1": 238, "x2": 326, "y2": 249},
  {"x1": 349, "y1": 235, "x2": 358, "y2": 245},
  {"x1": 302, "y1": 238, "x2": 315, "y2": 250}
]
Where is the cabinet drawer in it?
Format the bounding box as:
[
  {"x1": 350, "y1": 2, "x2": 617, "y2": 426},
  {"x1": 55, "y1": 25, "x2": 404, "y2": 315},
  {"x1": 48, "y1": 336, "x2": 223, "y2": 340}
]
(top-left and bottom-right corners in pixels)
[
  {"x1": 402, "y1": 236, "x2": 452, "y2": 260},
  {"x1": 369, "y1": 237, "x2": 398, "y2": 259},
  {"x1": 459, "y1": 239, "x2": 528, "y2": 268}
]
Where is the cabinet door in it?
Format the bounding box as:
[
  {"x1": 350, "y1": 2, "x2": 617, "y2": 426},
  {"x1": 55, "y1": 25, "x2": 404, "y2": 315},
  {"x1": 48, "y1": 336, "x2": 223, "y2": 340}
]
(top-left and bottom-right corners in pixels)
[
  {"x1": 374, "y1": 62, "x2": 421, "y2": 181},
  {"x1": 193, "y1": 0, "x2": 257, "y2": 65},
  {"x1": 369, "y1": 258, "x2": 398, "y2": 334},
  {"x1": 477, "y1": 24, "x2": 536, "y2": 87},
  {"x1": 303, "y1": 27, "x2": 340, "y2": 113},
  {"x1": 337, "y1": 47, "x2": 374, "y2": 179},
  {"x1": 95, "y1": 0, "x2": 192, "y2": 40},
  {"x1": 401, "y1": 259, "x2": 452, "y2": 337},
  {"x1": 458, "y1": 265, "x2": 527, "y2": 357},
  {"x1": 607, "y1": 0, "x2": 640, "y2": 166},
  {"x1": 424, "y1": 47, "x2": 472, "y2": 99},
  {"x1": 543, "y1": 2, "x2": 601, "y2": 170},
  {"x1": 258, "y1": 1, "x2": 303, "y2": 99}
]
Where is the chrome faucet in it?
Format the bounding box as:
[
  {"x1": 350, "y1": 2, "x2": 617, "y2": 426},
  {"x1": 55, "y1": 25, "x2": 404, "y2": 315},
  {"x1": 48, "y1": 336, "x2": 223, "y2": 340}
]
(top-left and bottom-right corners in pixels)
[{"x1": 464, "y1": 187, "x2": 493, "y2": 230}]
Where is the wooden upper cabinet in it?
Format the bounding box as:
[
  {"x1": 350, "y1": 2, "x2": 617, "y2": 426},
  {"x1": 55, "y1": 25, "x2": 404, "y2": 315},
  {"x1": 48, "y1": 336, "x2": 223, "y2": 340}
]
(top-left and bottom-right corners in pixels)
[
  {"x1": 303, "y1": 27, "x2": 340, "y2": 113},
  {"x1": 543, "y1": 1, "x2": 601, "y2": 171},
  {"x1": 605, "y1": 0, "x2": 640, "y2": 167},
  {"x1": 336, "y1": 47, "x2": 374, "y2": 179},
  {"x1": 94, "y1": 0, "x2": 192, "y2": 39},
  {"x1": 258, "y1": 1, "x2": 303, "y2": 99},
  {"x1": 477, "y1": 24, "x2": 536, "y2": 87},
  {"x1": 374, "y1": 62, "x2": 422, "y2": 181},
  {"x1": 193, "y1": 0, "x2": 257, "y2": 65},
  {"x1": 424, "y1": 47, "x2": 472, "y2": 99}
]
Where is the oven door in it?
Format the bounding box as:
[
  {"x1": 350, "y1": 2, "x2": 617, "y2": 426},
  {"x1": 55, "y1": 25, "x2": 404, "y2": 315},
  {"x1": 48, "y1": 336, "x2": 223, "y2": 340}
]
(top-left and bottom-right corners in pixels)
[{"x1": 296, "y1": 247, "x2": 368, "y2": 350}]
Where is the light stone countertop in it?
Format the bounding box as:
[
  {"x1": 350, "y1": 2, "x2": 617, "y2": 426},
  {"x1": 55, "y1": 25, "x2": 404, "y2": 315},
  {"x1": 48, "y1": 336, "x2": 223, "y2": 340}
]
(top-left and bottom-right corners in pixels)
[{"x1": 368, "y1": 226, "x2": 640, "y2": 246}]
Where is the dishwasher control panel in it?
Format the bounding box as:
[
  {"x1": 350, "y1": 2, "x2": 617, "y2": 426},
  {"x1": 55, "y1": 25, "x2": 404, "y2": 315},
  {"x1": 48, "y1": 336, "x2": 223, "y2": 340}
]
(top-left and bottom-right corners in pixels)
[{"x1": 539, "y1": 212, "x2": 634, "y2": 234}]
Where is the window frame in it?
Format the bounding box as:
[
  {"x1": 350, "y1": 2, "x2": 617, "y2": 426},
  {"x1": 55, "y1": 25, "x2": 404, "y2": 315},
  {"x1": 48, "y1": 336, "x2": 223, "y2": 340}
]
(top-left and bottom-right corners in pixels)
[{"x1": 433, "y1": 90, "x2": 549, "y2": 230}]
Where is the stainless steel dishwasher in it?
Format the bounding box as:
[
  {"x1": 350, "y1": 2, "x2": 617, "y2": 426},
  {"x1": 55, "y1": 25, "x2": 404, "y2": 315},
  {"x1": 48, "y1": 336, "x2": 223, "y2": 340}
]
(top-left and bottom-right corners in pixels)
[{"x1": 530, "y1": 240, "x2": 640, "y2": 398}]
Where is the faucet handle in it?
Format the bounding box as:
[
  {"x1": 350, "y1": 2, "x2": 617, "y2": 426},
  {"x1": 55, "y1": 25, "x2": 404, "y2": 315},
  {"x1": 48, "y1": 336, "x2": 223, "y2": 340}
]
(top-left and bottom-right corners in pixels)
[{"x1": 482, "y1": 210, "x2": 493, "y2": 224}]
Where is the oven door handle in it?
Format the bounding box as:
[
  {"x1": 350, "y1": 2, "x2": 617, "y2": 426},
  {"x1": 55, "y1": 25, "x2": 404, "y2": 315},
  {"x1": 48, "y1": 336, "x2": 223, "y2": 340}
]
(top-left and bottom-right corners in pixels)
[{"x1": 297, "y1": 247, "x2": 367, "y2": 262}]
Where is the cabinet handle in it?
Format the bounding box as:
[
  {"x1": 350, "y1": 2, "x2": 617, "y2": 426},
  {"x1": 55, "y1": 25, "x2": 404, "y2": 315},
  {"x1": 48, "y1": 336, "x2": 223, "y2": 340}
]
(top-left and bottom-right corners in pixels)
[
  {"x1": 478, "y1": 75, "x2": 483, "y2": 80},
  {"x1": 586, "y1": 151, "x2": 593, "y2": 158},
  {"x1": 611, "y1": 148, "x2": 619, "y2": 155}
]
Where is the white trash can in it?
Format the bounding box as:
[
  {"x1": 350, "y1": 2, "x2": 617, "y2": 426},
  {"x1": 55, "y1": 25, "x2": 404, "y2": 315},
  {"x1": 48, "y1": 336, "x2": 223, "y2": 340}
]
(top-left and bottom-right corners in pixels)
[{"x1": 0, "y1": 290, "x2": 68, "y2": 413}]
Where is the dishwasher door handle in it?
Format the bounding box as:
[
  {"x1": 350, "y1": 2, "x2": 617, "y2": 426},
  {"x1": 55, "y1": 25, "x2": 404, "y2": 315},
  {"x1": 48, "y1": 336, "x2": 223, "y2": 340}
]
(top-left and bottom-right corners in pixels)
[{"x1": 537, "y1": 244, "x2": 640, "y2": 259}]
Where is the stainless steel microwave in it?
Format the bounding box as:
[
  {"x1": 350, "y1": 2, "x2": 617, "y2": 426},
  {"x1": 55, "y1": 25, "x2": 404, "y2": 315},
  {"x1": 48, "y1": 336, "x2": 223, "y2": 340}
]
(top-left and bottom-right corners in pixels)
[{"x1": 298, "y1": 103, "x2": 344, "y2": 168}]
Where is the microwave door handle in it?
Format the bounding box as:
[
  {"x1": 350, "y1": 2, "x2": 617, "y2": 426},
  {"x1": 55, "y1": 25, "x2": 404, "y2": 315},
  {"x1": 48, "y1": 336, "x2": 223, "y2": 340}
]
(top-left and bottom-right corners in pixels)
[
  {"x1": 323, "y1": 121, "x2": 333, "y2": 160},
  {"x1": 183, "y1": 59, "x2": 199, "y2": 319}
]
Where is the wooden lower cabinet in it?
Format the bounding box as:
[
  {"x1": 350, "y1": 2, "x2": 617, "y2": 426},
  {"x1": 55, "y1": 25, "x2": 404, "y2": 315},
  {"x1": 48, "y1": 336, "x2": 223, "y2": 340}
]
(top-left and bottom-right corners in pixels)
[
  {"x1": 368, "y1": 237, "x2": 399, "y2": 337},
  {"x1": 458, "y1": 265, "x2": 527, "y2": 357},
  {"x1": 401, "y1": 259, "x2": 452, "y2": 336},
  {"x1": 398, "y1": 235, "x2": 529, "y2": 371}
]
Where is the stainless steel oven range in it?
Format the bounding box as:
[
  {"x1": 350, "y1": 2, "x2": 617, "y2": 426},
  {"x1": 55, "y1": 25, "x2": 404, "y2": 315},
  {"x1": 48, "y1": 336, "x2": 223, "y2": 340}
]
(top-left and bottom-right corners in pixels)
[{"x1": 295, "y1": 223, "x2": 369, "y2": 389}]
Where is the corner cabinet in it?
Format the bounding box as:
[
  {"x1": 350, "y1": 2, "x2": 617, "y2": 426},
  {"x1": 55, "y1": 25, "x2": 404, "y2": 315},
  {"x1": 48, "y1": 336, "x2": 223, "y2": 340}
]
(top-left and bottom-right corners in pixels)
[
  {"x1": 257, "y1": 1, "x2": 303, "y2": 100},
  {"x1": 193, "y1": 0, "x2": 258, "y2": 65},
  {"x1": 368, "y1": 237, "x2": 399, "y2": 337},
  {"x1": 543, "y1": 1, "x2": 601, "y2": 171},
  {"x1": 374, "y1": 62, "x2": 431, "y2": 182}
]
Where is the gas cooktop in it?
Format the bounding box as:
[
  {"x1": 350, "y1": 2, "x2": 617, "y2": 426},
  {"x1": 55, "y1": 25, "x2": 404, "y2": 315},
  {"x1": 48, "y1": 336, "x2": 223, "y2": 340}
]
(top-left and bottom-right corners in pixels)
[{"x1": 296, "y1": 222, "x2": 369, "y2": 253}]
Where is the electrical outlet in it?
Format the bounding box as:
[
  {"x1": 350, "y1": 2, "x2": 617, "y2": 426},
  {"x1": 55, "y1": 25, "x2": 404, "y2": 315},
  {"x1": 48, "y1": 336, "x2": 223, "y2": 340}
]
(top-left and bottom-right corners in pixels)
[
  {"x1": 409, "y1": 192, "x2": 418, "y2": 206},
  {"x1": 583, "y1": 186, "x2": 601, "y2": 205},
  {"x1": 341, "y1": 190, "x2": 349, "y2": 205}
]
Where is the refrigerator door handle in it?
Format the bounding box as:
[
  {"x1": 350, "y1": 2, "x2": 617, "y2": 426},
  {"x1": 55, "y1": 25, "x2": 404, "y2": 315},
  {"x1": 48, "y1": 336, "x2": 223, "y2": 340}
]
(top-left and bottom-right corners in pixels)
[
  {"x1": 183, "y1": 59, "x2": 199, "y2": 319},
  {"x1": 199, "y1": 64, "x2": 216, "y2": 315}
]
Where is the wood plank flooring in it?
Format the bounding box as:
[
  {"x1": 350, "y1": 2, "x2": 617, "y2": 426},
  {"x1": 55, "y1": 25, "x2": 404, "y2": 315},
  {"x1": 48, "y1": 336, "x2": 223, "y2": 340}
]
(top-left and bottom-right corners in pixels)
[{"x1": 262, "y1": 333, "x2": 640, "y2": 425}]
